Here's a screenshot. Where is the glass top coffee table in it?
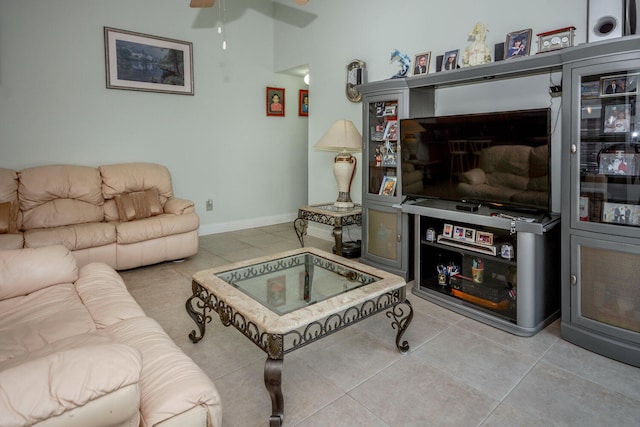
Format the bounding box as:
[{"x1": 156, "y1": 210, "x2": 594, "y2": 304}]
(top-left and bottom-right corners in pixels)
[{"x1": 186, "y1": 247, "x2": 413, "y2": 427}]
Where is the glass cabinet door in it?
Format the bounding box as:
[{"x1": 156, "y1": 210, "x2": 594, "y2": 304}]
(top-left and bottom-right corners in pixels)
[
  {"x1": 368, "y1": 99, "x2": 400, "y2": 199},
  {"x1": 576, "y1": 65, "x2": 640, "y2": 231}
]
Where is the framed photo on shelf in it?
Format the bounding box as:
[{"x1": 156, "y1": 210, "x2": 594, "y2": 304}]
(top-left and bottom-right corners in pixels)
[
  {"x1": 443, "y1": 223, "x2": 453, "y2": 238},
  {"x1": 412, "y1": 52, "x2": 431, "y2": 76},
  {"x1": 381, "y1": 152, "x2": 397, "y2": 167},
  {"x1": 602, "y1": 103, "x2": 631, "y2": 133},
  {"x1": 598, "y1": 152, "x2": 636, "y2": 176},
  {"x1": 267, "y1": 276, "x2": 286, "y2": 306},
  {"x1": 476, "y1": 230, "x2": 494, "y2": 246},
  {"x1": 383, "y1": 120, "x2": 398, "y2": 140},
  {"x1": 298, "y1": 89, "x2": 308, "y2": 116},
  {"x1": 600, "y1": 74, "x2": 639, "y2": 97},
  {"x1": 504, "y1": 29, "x2": 532, "y2": 59},
  {"x1": 453, "y1": 225, "x2": 465, "y2": 240},
  {"x1": 581, "y1": 81, "x2": 601, "y2": 98},
  {"x1": 379, "y1": 176, "x2": 398, "y2": 196},
  {"x1": 602, "y1": 202, "x2": 640, "y2": 226},
  {"x1": 463, "y1": 228, "x2": 476, "y2": 242},
  {"x1": 104, "y1": 27, "x2": 194, "y2": 95},
  {"x1": 440, "y1": 49, "x2": 459, "y2": 71},
  {"x1": 266, "y1": 87, "x2": 285, "y2": 116}
]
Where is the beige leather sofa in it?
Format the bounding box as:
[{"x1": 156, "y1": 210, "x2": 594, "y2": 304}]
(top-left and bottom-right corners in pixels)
[
  {"x1": 0, "y1": 245, "x2": 222, "y2": 427},
  {"x1": 457, "y1": 144, "x2": 549, "y2": 209},
  {"x1": 0, "y1": 163, "x2": 198, "y2": 270}
]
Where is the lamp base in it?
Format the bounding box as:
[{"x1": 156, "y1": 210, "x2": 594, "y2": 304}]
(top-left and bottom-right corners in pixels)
[{"x1": 333, "y1": 153, "x2": 357, "y2": 209}]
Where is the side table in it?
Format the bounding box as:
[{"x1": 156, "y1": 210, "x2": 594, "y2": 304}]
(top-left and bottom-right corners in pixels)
[{"x1": 294, "y1": 203, "x2": 362, "y2": 257}]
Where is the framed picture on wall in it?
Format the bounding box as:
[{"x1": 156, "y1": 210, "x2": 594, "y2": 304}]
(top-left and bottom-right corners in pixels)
[
  {"x1": 299, "y1": 89, "x2": 309, "y2": 116},
  {"x1": 267, "y1": 87, "x2": 285, "y2": 116},
  {"x1": 104, "y1": 27, "x2": 194, "y2": 95}
]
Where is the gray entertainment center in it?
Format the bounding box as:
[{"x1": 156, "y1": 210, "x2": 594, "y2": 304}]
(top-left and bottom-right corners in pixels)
[{"x1": 358, "y1": 36, "x2": 640, "y2": 364}]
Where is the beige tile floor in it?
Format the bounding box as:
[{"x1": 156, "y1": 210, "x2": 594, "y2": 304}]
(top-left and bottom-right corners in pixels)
[{"x1": 120, "y1": 223, "x2": 640, "y2": 426}]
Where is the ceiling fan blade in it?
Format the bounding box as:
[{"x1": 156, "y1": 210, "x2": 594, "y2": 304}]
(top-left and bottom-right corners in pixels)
[
  {"x1": 190, "y1": 0, "x2": 215, "y2": 7},
  {"x1": 292, "y1": 0, "x2": 309, "y2": 5}
]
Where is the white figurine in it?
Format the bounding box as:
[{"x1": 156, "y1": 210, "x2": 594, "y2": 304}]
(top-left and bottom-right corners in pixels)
[{"x1": 462, "y1": 22, "x2": 492, "y2": 67}]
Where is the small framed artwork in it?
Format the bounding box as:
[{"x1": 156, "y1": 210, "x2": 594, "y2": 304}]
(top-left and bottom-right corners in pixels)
[
  {"x1": 104, "y1": 27, "x2": 194, "y2": 95},
  {"x1": 602, "y1": 103, "x2": 631, "y2": 133},
  {"x1": 602, "y1": 202, "x2": 640, "y2": 225},
  {"x1": 267, "y1": 87, "x2": 285, "y2": 116},
  {"x1": 536, "y1": 26, "x2": 575, "y2": 54},
  {"x1": 581, "y1": 81, "x2": 601, "y2": 98},
  {"x1": 383, "y1": 120, "x2": 398, "y2": 140},
  {"x1": 600, "y1": 74, "x2": 639, "y2": 97},
  {"x1": 598, "y1": 152, "x2": 636, "y2": 175},
  {"x1": 299, "y1": 89, "x2": 309, "y2": 116},
  {"x1": 453, "y1": 225, "x2": 465, "y2": 240},
  {"x1": 379, "y1": 175, "x2": 398, "y2": 196},
  {"x1": 412, "y1": 52, "x2": 431, "y2": 76},
  {"x1": 464, "y1": 228, "x2": 476, "y2": 242},
  {"x1": 440, "y1": 49, "x2": 459, "y2": 71},
  {"x1": 476, "y1": 230, "x2": 494, "y2": 246},
  {"x1": 504, "y1": 29, "x2": 532, "y2": 59},
  {"x1": 443, "y1": 223, "x2": 453, "y2": 237},
  {"x1": 267, "y1": 276, "x2": 287, "y2": 307}
]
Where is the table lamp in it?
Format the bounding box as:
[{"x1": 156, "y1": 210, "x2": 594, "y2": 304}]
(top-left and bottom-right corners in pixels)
[
  {"x1": 314, "y1": 120, "x2": 362, "y2": 208},
  {"x1": 401, "y1": 119, "x2": 425, "y2": 161}
]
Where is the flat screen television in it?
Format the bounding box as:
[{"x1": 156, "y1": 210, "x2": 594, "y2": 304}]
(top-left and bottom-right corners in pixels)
[{"x1": 400, "y1": 108, "x2": 551, "y2": 213}]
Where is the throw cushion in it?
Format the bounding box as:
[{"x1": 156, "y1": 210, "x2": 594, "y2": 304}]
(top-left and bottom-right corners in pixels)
[
  {"x1": 0, "y1": 201, "x2": 18, "y2": 234},
  {"x1": 115, "y1": 189, "x2": 162, "y2": 222}
]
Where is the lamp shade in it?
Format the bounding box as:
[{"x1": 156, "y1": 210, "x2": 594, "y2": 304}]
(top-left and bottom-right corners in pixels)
[{"x1": 313, "y1": 120, "x2": 362, "y2": 153}]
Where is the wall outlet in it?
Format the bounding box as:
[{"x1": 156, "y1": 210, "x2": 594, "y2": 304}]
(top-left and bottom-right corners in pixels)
[{"x1": 206, "y1": 199, "x2": 213, "y2": 211}]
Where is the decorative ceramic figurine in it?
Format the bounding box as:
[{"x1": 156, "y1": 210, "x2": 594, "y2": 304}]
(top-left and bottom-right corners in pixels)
[
  {"x1": 389, "y1": 49, "x2": 411, "y2": 79},
  {"x1": 462, "y1": 22, "x2": 492, "y2": 67}
]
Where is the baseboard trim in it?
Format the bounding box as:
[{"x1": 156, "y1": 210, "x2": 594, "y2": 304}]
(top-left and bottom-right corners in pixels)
[{"x1": 198, "y1": 213, "x2": 298, "y2": 236}]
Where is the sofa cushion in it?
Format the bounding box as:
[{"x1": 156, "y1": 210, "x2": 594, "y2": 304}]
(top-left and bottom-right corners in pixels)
[
  {"x1": 100, "y1": 163, "x2": 173, "y2": 204},
  {"x1": 115, "y1": 212, "x2": 199, "y2": 245},
  {"x1": 530, "y1": 144, "x2": 549, "y2": 178},
  {"x1": 115, "y1": 188, "x2": 163, "y2": 222},
  {"x1": 19, "y1": 165, "x2": 105, "y2": 230},
  {"x1": 0, "y1": 245, "x2": 78, "y2": 299},
  {"x1": 0, "y1": 283, "x2": 96, "y2": 362},
  {"x1": 104, "y1": 317, "x2": 222, "y2": 427},
  {"x1": 0, "y1": 234, "x2": 24, "y2": 250},
  {"x1": 487, "y1": 172, "x2": 529, "y2": 191},
  {"x1": 480, "y1": 145, "x2": 532, "y2": 176},
  {"x1": 23, "y1": 222, "x2": 116, "y2": 251}
]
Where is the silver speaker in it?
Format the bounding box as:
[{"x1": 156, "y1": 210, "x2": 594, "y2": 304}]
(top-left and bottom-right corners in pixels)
[{"x1": 588, "y1": 0, "x2": 624, "y2": 42}]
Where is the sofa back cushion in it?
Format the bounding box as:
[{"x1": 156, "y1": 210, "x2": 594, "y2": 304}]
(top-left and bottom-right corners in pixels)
[
  {"x1": 18, "y1": 165, "x2": 104, "y2": 230},
  {"x1": 100, "y1": 163, "x2": 173, "y2": 222},
  {"x1": 114, "y1": 189, "x2": 163, "y2": 222},
  {"x1": 0, "y1": 245, "x2": 78, "y2": 299}
]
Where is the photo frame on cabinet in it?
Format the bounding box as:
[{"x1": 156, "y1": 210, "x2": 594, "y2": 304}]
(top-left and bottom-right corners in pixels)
[
  {"x1": 600, "y1": 74, "x2": 639, "y2": 97},
  {"x1": 104, "y1": 27, "x2": 194, "y2": 95},
  {"x1": 267, "y1": 87, "x2": 285, "y2": 116},
  {"x1": 412, "y1": 52, "x2": 431, "y2": 76},
  {"x1": 440, "y1": 49, "x2": 459, "y2": 71},
  {"x1": 299, "y1": 89, "x2": 308, "y2": 116},
  {"x1": 602, "y1": 103, "x2": 631, "y2": 133},
  {"x1": 379, "y1": 176, "x2": 398, "y2": 196},
  {"x1": 602, "y1": 202, "x2": 640, "y2": 225},
  {"x1": 443, "y1": 223, "x2": 453, "y2": 238},
  {"x1": 504, "y1": 29, "x2": 532, "y2": 59}
]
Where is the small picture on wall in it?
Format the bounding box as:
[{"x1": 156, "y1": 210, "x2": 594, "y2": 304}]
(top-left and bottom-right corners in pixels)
[
  {"x1": 299, "y1": 89, "x2": 309, "y2": 116},
  {"x1": 504, "y1": 29, "x2": 532, "y2": 59},
  {"x1": 267, "y1": 87, "x2": 285, "y2": 116}
]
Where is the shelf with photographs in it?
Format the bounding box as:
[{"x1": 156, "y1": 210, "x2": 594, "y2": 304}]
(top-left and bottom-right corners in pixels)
[
  {"x1": 368, "y1": 100, "x2": 399, "y2": 197},
  {"x1": 413, "y1": 214, "x2": 560, "y2": 336}
]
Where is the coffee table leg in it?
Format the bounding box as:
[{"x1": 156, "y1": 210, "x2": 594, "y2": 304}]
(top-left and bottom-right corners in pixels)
[
  {"x1": 387, "y1": 300, "x2": 413, "y2": 354},
  {"x1": 264, "y1": 357, "x2": 284, "y2": 427},
  {"x1": 185, "y1": 290, "x2": 210, "y2": 343}
]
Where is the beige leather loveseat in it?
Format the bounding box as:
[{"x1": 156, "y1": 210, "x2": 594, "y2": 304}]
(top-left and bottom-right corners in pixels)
[
  {"x1": 0, "y1": 163, "x2": 198, "y2": 270},
  {"x1": 0, "y1": 245, "x2": 222, "y2": 426},
  {"x1": 457, "y1": 144, "x2": 549, "y2": 209}
]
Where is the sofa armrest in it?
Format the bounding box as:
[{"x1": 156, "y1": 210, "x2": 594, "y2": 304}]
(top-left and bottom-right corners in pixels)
[
  {"x1": 0, "y1": 245, "x2": 77, "y2": 300},
  {"x1": 460, "y1": 168, "x2": 487, "y2": 185},
  {"x1": 164, "y1": 197, "x2": 196, "y2": 215},
  {"x1": 0, "y1": 343, "x2": 142, "y2": 426}
]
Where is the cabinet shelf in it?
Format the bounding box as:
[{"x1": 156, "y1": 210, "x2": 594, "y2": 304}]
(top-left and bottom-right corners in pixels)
[{"x1": 435, "y1": 235, "x2": 499, "y2": 257}]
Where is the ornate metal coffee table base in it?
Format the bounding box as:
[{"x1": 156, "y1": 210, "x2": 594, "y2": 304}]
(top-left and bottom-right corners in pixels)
[{"x1": 186, "y1": 281, "x2": 413, "y2": 426}]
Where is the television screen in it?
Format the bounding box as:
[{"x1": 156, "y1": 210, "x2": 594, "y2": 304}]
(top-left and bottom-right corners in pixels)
[{"x1": 400, "y1": 108, "x2": 551, "y2": 212}]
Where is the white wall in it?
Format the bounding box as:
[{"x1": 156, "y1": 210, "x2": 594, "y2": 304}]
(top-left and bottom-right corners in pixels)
[
  {"x1": 0, "y1": 0, "x2": 309, "y2": 235},
  {"x1": 274, "y1": 0, "x2": 588, "y2": 210}
]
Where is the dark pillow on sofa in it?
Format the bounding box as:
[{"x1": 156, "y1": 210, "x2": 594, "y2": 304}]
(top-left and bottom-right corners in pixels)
[
  {"x1": 115, "y1": 188, "x2": 162, "y2": 222},
  {"x1": 0, "y1": 201, "x2": 18, "y2": 234}
]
